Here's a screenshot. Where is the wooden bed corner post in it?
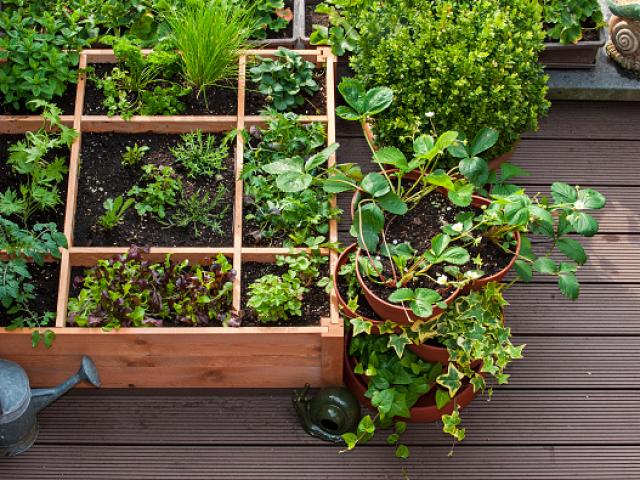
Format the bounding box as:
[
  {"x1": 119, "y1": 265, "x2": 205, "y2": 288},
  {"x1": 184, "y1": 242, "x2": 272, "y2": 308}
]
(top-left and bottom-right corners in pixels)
[{"x1": 321, "y1": 321, "x2": 344, "y2": 387}]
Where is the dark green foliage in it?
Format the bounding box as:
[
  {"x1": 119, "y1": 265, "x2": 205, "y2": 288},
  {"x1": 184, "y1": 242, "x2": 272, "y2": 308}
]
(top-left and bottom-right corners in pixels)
[
  {"x1": 246, "y1": 0, "x2": 292, "y2": 39},
  {"x1": 0, "y1": 5, "x2": 92, "y2": 110},
  {"x1": 241, "y1": 110, "x2": 341, "y2": 246},
  {"x1": 128, "y1": 164, "x2": 182, "y2": 219},
  {"x1": 170, "y1": 186, "x2": 230, "y2": 238},
  {"x1": 0, "y1": 217, "x2": 67, "y2": 346},
  {"x1": 543, "y1": 0, "x2": 604, "y2": 44},
  {"x1": 170, "y1": 131, "x2": 234, "y2": 178},
  {"x1": 67, "y1": 246, "x2": 236, "y2": 328},
  {"x1": 250, "y1": 48, "x2": 319, "y2": 111},
  {"x1": 93, "y1": 38, "x2": 190, "y2": 119},
  {"x1": 350, "y1": 0, "x2": 550, "y2": 157}
]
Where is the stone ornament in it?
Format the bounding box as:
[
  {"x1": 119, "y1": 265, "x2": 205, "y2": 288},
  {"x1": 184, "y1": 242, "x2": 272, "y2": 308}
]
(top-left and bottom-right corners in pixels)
[{"x1": 607, "y1": 0, "x2": 640, "y2": 71}]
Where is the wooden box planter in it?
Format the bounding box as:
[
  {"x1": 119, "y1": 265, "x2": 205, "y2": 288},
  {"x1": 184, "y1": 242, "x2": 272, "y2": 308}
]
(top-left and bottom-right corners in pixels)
[
  {"x1": 541, "y1": 28, "x2": 606, "y2": 68},
  {"x1": 0, "y1": 48, "x2": 344, "y2": 389}
]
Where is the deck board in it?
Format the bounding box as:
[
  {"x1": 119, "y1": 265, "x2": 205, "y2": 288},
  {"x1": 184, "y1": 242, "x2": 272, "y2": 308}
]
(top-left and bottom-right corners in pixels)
[
  {"x1": 26, "y1": 390, "x2": 640, "y2": 448},
  {"x1": 1, "y1": 101, "x2": 639, "y2": 478},
  {"x1": 3, "y1": 446, "x2": 640, "y2": 479}
]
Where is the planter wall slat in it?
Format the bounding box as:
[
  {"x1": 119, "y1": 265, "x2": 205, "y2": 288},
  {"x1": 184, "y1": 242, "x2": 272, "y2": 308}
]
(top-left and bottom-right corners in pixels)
[{"x1": 0, "y1": 47, "x2": 343, "y2": 389}]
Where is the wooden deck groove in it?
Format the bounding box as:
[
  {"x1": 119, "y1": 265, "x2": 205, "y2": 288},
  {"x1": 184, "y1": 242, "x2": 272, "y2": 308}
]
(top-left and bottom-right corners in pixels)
[{"x1": 1, "y1": 101, "x2": 638, "y2": 477}]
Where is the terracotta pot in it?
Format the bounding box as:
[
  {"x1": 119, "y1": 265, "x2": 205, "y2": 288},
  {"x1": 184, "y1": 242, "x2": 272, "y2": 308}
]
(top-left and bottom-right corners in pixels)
[
  {"x1": 343, "y1": 339, "x2": 479, "y2": 423},
  {"x1": 336, "y1": 243, "x2": 453, "y2": 362},
  {"x1": 354, "y1": 247, "x2": 461, "y2": 326}
]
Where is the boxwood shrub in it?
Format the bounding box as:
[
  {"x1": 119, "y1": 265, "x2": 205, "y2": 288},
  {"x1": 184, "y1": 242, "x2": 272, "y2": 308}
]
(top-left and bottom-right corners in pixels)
[{"x1": 350, "y1": 0, "x2": 550, "y2": 157}]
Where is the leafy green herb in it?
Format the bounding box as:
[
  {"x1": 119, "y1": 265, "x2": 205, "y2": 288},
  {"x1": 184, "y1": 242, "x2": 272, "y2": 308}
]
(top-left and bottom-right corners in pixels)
[
  {"x1": 68, "y1": 246, "x2": 237, "y2": 329},
  {"x1": 168, "y1": 0, "x2": 255, "y2": 96},
  {"x1": 170, "y1": 130, "x2": 234, "y2": 178},
  {"x1": 121, "y1": 143, "x2": 150, "y2": 167},
  {"x1": 129, "y1": 164, "x2": 182, "y2": 219},
  {"x1": 99, "y1": 196, "x2": 135, "y2": 230},
  {"x1": 170, "y1": 186, "x2": 230, "y2": 238}
]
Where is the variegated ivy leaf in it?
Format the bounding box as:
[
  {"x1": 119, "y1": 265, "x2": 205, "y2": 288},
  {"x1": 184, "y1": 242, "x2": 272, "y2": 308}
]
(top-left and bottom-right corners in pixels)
[
  {"x1": 350, "y1": 317, "x2": 373, "y2": 337},
  {"x1": 437, "y1": 364, "x2": 464, "y2": 397},
  {"x1": 387, "y1": 333, "x2": 412, "y2": 358}
]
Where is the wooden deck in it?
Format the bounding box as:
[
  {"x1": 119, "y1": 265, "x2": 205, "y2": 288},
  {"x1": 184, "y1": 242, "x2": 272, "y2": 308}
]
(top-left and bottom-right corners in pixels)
[{"x1": 1, "y1": 100, "x2": 639, "y2": 479}]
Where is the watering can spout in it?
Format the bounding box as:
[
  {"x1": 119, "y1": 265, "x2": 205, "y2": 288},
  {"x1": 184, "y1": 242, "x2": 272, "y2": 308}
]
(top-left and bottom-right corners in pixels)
[{"x1": 30, "y1": 356, "x2": 101, "y2": 414}]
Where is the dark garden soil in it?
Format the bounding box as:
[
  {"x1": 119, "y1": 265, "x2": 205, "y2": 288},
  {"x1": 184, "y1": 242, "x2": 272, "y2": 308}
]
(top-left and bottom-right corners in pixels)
[
  {"x1": 241, "y1": 216, "x2": 288, "y2": 248},
  {"x1": 240, "y1": 262, "x2": 329, "y2": 327},
  {"x1": 361, "y1": 190, "x2": 513, "y2": 302},
  {"x1": 0, "y1": 262, "x2": 60, "y2": 327},
  {"x1": 0, "y1": 83, "x2": 77, "y2": 116},
  {"x1": 244, "y1": 70, "x2": 327, "y2": 116},
  {"x1": 305, "y1": 0, "x2": 330, "y2": 36},
  {"x1": 84, "y1": 64, "x2": 239, "y2": 116},
  {"x1": 0, "y1": 135, "x2": 69, "y2": 231},
  {"x1": 74, "y1": 133, "x2": 235, "y2": 247}
]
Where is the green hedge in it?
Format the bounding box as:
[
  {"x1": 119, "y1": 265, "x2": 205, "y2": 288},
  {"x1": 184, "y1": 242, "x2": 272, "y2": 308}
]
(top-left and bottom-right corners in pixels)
[{"x1": 350, "y1": 0, "x2": 550, "y2": 157}]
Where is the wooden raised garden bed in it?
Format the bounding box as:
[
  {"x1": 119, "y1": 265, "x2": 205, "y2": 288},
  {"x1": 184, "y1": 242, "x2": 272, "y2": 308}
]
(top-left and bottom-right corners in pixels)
[{"x1": 0, "y1": 48, "x2": 344, "y2": 389}]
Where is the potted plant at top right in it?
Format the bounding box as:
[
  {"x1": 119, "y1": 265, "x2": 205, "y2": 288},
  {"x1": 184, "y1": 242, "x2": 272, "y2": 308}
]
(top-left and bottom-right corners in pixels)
[{"x1": 541, "y1": 0, "x2": 606, "y2": 68}]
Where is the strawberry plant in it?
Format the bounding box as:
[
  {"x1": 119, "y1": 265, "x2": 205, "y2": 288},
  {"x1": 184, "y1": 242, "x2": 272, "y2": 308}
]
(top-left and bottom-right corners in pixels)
[{"x1": 249, "y1": 48, "x2": 319, "y2": 111}]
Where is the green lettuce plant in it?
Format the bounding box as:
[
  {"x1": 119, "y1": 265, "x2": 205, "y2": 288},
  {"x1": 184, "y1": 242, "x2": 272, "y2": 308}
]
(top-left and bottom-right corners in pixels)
[
  {"x1": 246, "y1": 252, "x2": 328, "y2": 323},
  {"x1": 68, "y1": 246, "x2": 236, "y2": 329}
]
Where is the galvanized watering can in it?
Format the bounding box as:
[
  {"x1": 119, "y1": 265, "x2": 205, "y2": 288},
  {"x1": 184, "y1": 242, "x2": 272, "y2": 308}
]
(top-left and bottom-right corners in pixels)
[{"x1": 0, "y1": 356, "x2": 101, "y2": 456}]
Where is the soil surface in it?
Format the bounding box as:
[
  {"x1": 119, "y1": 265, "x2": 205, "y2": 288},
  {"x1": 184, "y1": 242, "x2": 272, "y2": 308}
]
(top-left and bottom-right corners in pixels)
[
  {"x1": 361, "y1": 189, "x2": 513, "y2": 302},
  {"x1": 0, "y1": 83, "x2": 77, "y2": 115},
  {"x1": 244, "y1": 69, "x2": 327, "y2": 116},
  {"x1": 74, "y1": 133, "x2": 235, "y2": 247},
  {"x1": 305, "y1": 0, "x2": 330, "y2": 37},
  {"x1": 0, "y1": 262, "x2": 60, "y2": 327},
  {"x1": 84, "y1": 64, "x2": 238, "y2": 116},
  {"x1": 241, "y1": 215, "x2": 289, "y2": 248},
  {"x1": 240, "y1": 262, "x2": 328, "y2": 326},
  {"x1": 0, "y1": 134, "x2": 69, "y2": 231}
]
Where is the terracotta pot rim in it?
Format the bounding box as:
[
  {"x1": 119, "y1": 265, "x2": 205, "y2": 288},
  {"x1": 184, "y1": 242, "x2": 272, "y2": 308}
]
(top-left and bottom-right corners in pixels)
[
  {"x1": 333, "y1": 243, "x2": 380, "y2": 323},
  {"x1": 354, "y1": 246, "x2": 461, "y2": 323}
]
